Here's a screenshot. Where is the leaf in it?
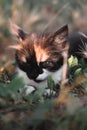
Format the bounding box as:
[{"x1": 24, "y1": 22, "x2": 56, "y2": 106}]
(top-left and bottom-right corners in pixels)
[
  {"x1": 68, "y1": 56, "x2": 78, "y2": 67},
  {"x1": 47, "y1": 76, "x2": 55, "y2": 89},
  {"x1": 0, "y1": 77, "x2": 25, "y2": 101},
  {"x1": 25, "y1": 86, "x2": 45, "y2": 103},
  {"x1": 7, "y1": 77, "x2": 24, "y2": 91}
]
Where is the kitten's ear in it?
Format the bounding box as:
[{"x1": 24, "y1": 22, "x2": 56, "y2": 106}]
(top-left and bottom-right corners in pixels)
[
  {"x1": 47, "y1": 25, "x2": 68, "y2": 45},
  {"x1": 54, "y1": 24, "x2": 68, "y2": 43},
  {"x1": 10, "y1": 21, "x2": 27, "y2": 41}
]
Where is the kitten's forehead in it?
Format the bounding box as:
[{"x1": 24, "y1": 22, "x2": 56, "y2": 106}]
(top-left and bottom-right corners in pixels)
[{"x1": 34, "y1": 44, "x2": 49, "y2": 62}]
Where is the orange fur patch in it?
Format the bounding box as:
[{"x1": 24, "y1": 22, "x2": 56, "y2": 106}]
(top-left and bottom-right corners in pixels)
[
  {"x1": 34, "y1": 44, "x2": 49, "y2": 62},
  {"x1": 20, "y1": 55, "x2": 27, "y2": 62},
  {"x1": 9, "y1": 45, "x2": 22, "y2": 51}
]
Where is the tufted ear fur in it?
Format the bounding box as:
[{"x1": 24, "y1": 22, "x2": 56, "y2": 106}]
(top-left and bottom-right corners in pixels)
[
  {"x1": 10, "y1": 21, "x2": 27, "y2": 41},
  {"x1": 47, "y1": 25, "x2": 68, "y2": 49},
  {"x1": 53, "y1": 25, "x2": 68, "y2": 43}
]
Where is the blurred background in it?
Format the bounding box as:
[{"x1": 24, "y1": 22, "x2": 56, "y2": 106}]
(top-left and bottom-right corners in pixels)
[{"x1": 0, "y1": 0, "x2": 87, "y2": 63}]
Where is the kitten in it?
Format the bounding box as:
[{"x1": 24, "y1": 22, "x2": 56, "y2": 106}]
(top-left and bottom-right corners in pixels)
[{"x1": 10, "y1": 23, "x2": 87, "y2": 94}]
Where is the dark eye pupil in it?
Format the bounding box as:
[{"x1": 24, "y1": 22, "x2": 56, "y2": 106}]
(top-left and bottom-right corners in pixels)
[
  {"x1": 44, "y1": 61, "x2": 50, "y2": 66},
  {"x1": 42, "y1": 61, "x2": 53, "y2": 68},
  {"x1": 46, "y1": 61, "x2": 50, "y2": 65}
]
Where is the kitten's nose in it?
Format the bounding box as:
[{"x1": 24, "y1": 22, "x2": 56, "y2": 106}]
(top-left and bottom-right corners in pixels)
[
  {"x1": 26, "y1": 68, "x2": 43, "y2": 80},
  {"x1": 27, "y1": 72, "x2": 38, "y2": 80}
]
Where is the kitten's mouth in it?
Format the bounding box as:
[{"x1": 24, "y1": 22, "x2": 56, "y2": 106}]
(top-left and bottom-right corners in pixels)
[{"x1": 34, "y1": 79, "x2": 45, "y2": 83}]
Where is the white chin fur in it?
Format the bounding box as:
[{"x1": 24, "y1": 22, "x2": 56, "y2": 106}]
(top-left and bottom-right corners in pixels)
[
  {"x1": 36, "y1": 67, "x2": 63, "y2": 84},
  {"x1": 36, "y1": 69, "x2": 50, "y2": 81},
  {"x1": 16, "y1": 67, "x2": 63, "y2": 88},
  {"x1": 16, "y1": 67, "x2": 63, "y2": 95},
  {"x1": 16, "y1": 68, "x2": 48, "y2": 88}
]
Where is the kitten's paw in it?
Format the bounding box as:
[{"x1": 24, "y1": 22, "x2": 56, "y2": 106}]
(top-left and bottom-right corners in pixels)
[
  {"x1": 44, "y1": 89, "x2": 56, "y2": 97},
  {"x1": 24, "y1": 85, "x2": 36, "y2": 95}
]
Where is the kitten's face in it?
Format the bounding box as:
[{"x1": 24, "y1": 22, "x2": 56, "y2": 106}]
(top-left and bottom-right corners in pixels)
[{"x1": 10, "y1": 23, "x2": 68, "y2": 83}]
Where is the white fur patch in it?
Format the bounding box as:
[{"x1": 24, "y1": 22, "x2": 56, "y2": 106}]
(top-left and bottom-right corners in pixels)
[
  {"x1": 36, "y1": 69, "x2": 50, "y2": 81},
  {"x1": 79, "y1": 32, "x2": 87, "y2": 38},
  {"x1": 36, "y1": 67, "x2": 63, "y2": 84},
  {"x1": 16, "y1": 68, "x2": 48, "y2": 88},
  {"x1": 25, "y1": 85, "x2": 35, "y2": 95},
  {"x1": 17, "y1": 67, "x2": 63, "y2": 86},
  {"x1": 17, "y1": 67, "x2": 63, "y2": 94}
]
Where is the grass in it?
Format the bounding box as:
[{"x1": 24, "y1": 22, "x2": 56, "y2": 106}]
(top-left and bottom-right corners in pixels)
[{"x1": 0, "y1": 56, "x2": 87, "y2": 130}]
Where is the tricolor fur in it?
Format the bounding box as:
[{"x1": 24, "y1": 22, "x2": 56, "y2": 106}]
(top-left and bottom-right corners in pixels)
[{"x1": 10, "y1": 23, "x2": 87, "y2": 93}]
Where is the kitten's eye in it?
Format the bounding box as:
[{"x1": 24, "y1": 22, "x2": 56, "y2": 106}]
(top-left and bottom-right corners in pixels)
[
  {"x1": 42, "y1": 61, "x2": 53, "y2": 68},
  {"x1": 46, "y1": 61, "x2": 52, "y2": 65}
]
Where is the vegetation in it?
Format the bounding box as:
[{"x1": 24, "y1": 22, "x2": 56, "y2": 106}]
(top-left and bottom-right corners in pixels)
[{"x1": 0, "y1": 0, "x2": 87, "y2": 130}]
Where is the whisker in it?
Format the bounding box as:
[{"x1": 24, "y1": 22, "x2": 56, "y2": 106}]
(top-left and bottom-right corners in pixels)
[
  {"x1": 86, "y1": 44, "x2": 87, "y2": 50},
  {"x1": 78, "y1": 39, "x2": 87, "y2": 53},
  {"x1": 76, "y1": 51, "x2": 84, "y2": 57},
  {"x1": 82, "y1": 42, "x2": 87, "y2": 51},
  {"x1": 77, "y1": 48, "x2": 87, "y2": 58},
  {"x1": 78, "y1": 45, "x2": 85, "y2": 52},
  {"x1": 80, "y1": 39, "x2": 87, "y2": 51}
]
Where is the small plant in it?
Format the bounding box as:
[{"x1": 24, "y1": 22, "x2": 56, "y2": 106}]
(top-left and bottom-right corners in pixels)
[{"x1": 0, "y1": 56, "x2": 87, "y2": 130}]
